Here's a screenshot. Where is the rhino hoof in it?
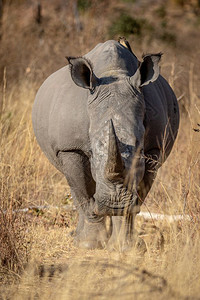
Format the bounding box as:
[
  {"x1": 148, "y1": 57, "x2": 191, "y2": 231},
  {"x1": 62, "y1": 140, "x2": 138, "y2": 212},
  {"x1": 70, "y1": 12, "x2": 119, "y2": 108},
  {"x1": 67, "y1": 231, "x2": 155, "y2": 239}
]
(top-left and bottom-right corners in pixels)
[
  {"x1": 78, "y1": 240, "x2": 104, "y2": 250},
  {"x1": 107, "y1": 239, "x2": 133, "y2": 253}
]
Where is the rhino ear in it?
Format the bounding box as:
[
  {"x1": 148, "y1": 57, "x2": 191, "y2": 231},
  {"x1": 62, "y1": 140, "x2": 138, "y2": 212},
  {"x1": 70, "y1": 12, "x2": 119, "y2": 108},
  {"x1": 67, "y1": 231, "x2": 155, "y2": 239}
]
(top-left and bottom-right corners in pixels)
[
  {"x1": 131, "y1": 53, "x2": 162, "y2": 88},
  {"x1": 66, "y1": 56, "x2": 98, "y2": 92}
]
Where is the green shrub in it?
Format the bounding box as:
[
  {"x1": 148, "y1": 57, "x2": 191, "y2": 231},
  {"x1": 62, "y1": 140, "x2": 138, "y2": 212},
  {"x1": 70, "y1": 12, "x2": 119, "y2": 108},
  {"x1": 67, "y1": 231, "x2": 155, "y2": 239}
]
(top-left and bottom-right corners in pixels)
[
  {"x1": 109, "y1": 14, "x2": 146, "y2": 37},
  {"x1": 77, "y1": 0, "x2": 92, "y2": 12},
  {"x1": 155, "y1": 5, "x2": 167, "y2": 19},
  {"x1": 121, "y1": 0, "x2": 135, "y2": 3},
  {"x1": 159, "y1": 31, "x2": 176, "y2": 45}
]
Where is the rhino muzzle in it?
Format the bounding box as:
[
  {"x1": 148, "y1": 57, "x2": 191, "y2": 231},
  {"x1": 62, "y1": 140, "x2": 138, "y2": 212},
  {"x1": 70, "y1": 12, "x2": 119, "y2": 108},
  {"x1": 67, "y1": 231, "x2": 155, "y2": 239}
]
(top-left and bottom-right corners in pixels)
[{"x1": 95, "y1": 119, "x2": 141, "y2": 216}]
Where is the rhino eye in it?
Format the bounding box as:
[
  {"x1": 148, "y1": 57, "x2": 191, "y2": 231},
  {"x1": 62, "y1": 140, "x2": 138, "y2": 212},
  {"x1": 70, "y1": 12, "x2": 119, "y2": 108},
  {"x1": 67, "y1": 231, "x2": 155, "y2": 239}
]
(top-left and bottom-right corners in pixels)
[
  {"x1": 135, "y1": 140, "x2": 140, "y2": 149},
  {"x1": 90, "y1": 87, "x2": 95, "y2": 94}
]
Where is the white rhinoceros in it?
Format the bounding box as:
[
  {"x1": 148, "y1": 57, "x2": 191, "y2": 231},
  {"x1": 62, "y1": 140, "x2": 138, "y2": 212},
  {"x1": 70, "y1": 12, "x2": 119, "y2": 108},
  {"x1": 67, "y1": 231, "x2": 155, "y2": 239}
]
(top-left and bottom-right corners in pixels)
[{"x1": 32, "y1": 39, "x2": 179, "y2": 250}]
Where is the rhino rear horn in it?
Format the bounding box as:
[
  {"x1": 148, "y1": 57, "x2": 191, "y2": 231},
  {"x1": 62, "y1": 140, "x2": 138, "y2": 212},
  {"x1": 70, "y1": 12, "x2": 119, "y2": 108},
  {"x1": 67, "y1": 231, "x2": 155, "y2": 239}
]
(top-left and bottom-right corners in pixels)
[{"x1": 104, "y1": 120, "x2": 125, "y2": 181}]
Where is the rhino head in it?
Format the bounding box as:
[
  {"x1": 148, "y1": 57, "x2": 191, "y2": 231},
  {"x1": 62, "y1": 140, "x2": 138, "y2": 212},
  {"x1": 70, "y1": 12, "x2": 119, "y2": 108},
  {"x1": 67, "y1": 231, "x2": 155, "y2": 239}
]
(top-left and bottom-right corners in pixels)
[{"x1": 67, "y1": 53, "x2": 161, "y2": 216}]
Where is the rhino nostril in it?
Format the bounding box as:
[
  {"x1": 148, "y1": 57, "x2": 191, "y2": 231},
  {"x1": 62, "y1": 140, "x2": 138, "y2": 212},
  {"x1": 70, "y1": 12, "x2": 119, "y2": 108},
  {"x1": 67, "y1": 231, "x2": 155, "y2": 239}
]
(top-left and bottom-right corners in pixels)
[{"x1": 93, "y1": 203, "x2": 99, "y2": 215}]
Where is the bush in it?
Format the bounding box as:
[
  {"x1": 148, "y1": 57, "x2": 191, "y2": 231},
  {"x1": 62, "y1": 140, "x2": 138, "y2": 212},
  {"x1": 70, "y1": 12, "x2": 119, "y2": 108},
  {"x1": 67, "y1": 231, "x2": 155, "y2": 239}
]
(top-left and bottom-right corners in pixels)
[
  {"x1": 109, "y1": 13, "x2": 146, "y2": 37},
  {"x1": 159, "y1": 30, "x2": 177, "y2": 45},
  {"x1": 121, "y1": 0, "x2": 135, "y2": 3},
  {"x1": 77, "y1": 0, "x2": 92, "y2": 12},
  {"x1": 155, "y1": 5, "x2": 167, "y2": 19}
]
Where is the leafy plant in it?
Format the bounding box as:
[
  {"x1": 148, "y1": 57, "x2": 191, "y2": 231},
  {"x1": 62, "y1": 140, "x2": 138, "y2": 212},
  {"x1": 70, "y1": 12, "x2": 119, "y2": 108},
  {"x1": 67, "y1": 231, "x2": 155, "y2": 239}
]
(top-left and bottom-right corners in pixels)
[
  {"x1": 109, "y1": 13, "x2": 146, "y2": 37},
  {"x1": 159, "y1": 30, "x2": 177, "y2": 45},
  {"x1": 155, "y1": 5, "x2": 167, "y2": 19},
  {"x1": 121, "y1": 0, "x2": 135, "y2": 3},
  {"x1": 77, "y1": 0, "x2": 92, "y2": 12}
]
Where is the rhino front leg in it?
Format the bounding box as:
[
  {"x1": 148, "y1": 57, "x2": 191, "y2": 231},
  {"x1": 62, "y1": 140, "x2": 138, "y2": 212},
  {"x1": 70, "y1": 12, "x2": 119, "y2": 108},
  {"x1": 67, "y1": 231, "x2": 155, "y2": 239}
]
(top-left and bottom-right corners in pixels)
[
  {"x1": 58, "y1": 151, "x2": 108, "y2": 249},
  {"x1": 107, "y1": 215, "x2": 135, "y2": 252},
  {"x1": 107, "y1": 215, "x2": 146, "y2": 253}
]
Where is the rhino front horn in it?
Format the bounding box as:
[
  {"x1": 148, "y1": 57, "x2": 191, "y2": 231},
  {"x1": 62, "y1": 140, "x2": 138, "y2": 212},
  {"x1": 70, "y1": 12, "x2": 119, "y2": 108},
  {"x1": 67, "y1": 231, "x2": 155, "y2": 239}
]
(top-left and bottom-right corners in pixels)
[{"x1": 104, "y1": 119, "x2": 125, "y2": 181}]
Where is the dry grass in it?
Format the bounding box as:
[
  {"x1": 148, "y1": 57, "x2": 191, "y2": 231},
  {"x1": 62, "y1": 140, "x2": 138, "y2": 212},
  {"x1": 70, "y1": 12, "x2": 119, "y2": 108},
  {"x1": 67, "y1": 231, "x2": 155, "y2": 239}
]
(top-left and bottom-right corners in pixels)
[
  {"x1": 0, "y1": 59, "x2": 200, "y2": 300},
  {"x1": 1, "y1": 0, "x2": 200, "y2": 299}
]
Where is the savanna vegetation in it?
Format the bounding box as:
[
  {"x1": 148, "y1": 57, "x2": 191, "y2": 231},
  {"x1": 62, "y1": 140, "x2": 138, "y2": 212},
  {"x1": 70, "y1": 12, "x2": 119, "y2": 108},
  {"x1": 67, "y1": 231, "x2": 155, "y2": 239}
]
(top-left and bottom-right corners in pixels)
[{"x1": 0, "y1": 0, "x2": 200, "y2": 299}]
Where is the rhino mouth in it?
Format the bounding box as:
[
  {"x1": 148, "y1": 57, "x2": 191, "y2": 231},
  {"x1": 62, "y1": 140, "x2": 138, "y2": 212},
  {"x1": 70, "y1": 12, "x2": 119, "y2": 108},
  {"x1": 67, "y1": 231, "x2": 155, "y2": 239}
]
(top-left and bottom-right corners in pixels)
[
  {"x1": 107, "y1": 191, "x2": 137, "y2": 208},
  {"x1": 94, "y1": 193, "x2": 140, "y2": 216}
]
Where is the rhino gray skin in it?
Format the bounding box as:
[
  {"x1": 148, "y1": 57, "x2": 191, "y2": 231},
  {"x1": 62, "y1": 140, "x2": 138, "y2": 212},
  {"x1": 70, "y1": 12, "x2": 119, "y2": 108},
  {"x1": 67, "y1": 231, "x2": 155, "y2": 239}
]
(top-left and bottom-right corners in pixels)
[{"x1": 32, "y1": 40, "x2": 179, "y2": 250}]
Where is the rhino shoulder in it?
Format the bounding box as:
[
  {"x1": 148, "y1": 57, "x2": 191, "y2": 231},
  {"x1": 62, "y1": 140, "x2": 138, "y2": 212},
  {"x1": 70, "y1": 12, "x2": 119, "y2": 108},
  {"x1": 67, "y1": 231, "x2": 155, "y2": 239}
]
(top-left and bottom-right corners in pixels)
[{"x1": 32, "y1": 65, "x2": 90, "y2": 162}]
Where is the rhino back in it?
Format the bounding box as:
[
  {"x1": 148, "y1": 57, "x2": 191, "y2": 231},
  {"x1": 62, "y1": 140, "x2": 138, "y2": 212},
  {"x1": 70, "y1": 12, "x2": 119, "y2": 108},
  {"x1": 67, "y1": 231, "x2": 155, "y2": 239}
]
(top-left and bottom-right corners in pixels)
[{"x1": 32, "y1": 66, "x2": 90, "y2": 169}]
